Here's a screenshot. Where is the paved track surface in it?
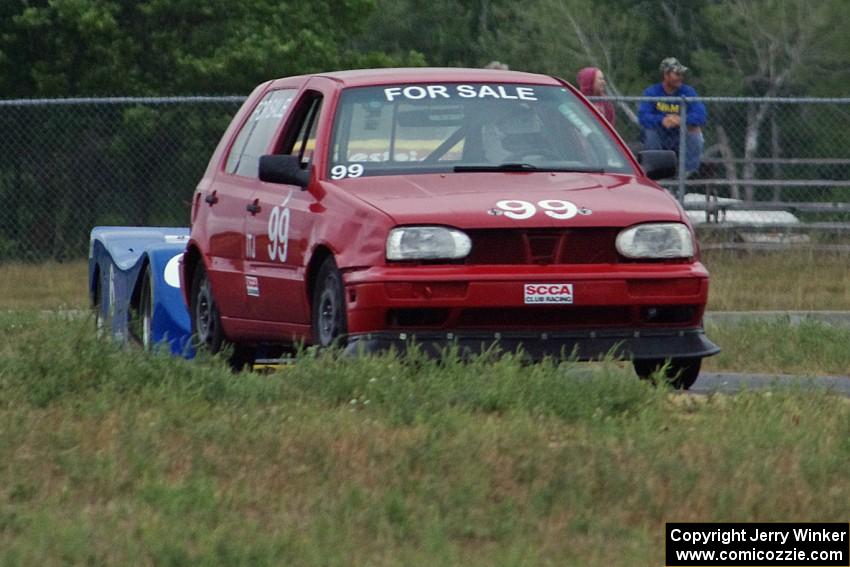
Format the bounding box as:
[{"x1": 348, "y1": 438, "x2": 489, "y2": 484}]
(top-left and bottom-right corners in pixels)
[{"x1": 692, "y1": 372, "x2": 850, "y2": 396}]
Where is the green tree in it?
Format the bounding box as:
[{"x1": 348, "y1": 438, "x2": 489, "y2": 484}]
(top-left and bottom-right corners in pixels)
[
  {"x1": 0, "y1": 0, "x2": 427, "y2": 260},
  {"x1": 686, "y1": 0, "x2": 848, "y2": 197},
  {"x1": 361, "y1": 0, "x2": 495, "y2": 68},
  {"x1": 0, "y1": 0, "x2": 423, "y2": 97}
]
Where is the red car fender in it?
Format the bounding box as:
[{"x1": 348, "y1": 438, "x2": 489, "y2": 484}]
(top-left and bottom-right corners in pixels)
[{"x1": 301, "y1": 179, "x2": 396, "y2": 273}]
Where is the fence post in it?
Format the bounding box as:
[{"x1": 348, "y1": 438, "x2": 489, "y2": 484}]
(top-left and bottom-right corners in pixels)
[{"x1": 677, "y1": 96, "x2": 687, "y2": 203}]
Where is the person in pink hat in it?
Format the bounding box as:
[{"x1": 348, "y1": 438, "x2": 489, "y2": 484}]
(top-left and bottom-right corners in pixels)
[{"x1": 576, "y1": 67, "x2": 615, "y2": 125}]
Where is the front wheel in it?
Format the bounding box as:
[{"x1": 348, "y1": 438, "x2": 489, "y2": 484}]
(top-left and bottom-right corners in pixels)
[
  {"x1": 311, "y1": 257, "x2": 348, "y2": 348},
  {"x1": 633, "y1": 357, "x2": 701, "y2": 390}
]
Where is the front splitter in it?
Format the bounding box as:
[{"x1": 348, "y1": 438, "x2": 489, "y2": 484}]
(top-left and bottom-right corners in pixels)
[{"x1": 344, "y1": 327, "x2": 720, "y2": 361}]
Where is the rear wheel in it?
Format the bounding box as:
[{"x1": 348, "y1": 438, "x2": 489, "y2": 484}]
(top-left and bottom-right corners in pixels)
[
  {"x1": 311, "y1": 257, "x2": 348, "y2": 348},
  {"x1": 191, "y1": 263, "x2": 224, "y2": 354},
  {"x1": 190, "y1": 263, "x2": 253, "y2": 369},
  {"x1": 93, "y1": 275, "x2": 104, "y2": 336},
  {"x1": 633, "y1": 357, "x2": 701, "y2": 390},
  {"x1": 139, "y1": 265, "x2": 154, "y2": 351}
]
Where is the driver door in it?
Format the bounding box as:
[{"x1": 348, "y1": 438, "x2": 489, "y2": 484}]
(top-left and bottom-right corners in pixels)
[{"x1": 244, "y1": 91, "x2": 324, "y2": 327}]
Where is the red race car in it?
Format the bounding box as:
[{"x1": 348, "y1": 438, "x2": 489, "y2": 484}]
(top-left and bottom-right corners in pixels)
[{"x1": 182, "y1": 68, "x2": 718, "y2": 388}]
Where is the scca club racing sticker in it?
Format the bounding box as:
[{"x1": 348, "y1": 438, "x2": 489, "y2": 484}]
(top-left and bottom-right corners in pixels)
[
  {"x1": 524, "y1": 283, "x2": 574, "y2": 304},
  {"x1": 245, "y1": 276, "x2": 260, "y2": 298}
]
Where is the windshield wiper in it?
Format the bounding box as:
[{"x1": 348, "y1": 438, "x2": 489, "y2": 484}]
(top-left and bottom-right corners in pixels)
[
  {"x1": 454, "y1": 162, "x2": 537, "y2": 172},
  {"x1": 453, "y1": 163, "x2": 605, "y2": 173}
]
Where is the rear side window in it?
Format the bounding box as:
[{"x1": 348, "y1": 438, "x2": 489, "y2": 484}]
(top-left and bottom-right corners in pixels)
[{"x1": 225, "y1": 89, "x2": 296, "y2": 177}]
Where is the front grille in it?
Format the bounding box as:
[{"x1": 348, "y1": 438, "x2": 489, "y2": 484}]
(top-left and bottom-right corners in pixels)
[
  {"x1": 466, "y1": 228, "x2": 620, "y2": 265},
  {"x1": 384, "y1": 306, "x2": 633, "y2": 330},
  {"x1": 456, "y1": 306, "x2": 632, "y2": 328},
  {"x1": 387, "y1": 308, "x2": 450, "y2": 327},
  {"x1": 383, "y1": 306, "x2": 698, "y2": 330},
  {"x1": 640, "y1": 305, "x2": 697, "y2": 324}
]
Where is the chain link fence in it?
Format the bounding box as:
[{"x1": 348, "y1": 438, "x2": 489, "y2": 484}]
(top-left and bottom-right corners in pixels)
[
  {"x1": 1, "y1": 95, "x2": 849, "y2": 261},
  {"x1": 0, "y1": 97, "x2": 244, "y2": 261},
  {"x1": 595, "y1": 96, "x2": 850, "y2": 249}
]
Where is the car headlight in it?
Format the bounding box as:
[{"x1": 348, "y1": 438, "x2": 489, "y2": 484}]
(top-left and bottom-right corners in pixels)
[
  {"x1": 386, "y1": 226, "x2": 472, "y2": 260},
  {"x1": 616, "y1": 223, "x2": 694, "y2": 259}
]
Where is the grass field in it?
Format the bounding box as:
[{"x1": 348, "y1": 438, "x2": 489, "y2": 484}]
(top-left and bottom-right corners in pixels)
[
  {"x1": 2, "y1": 250, "x2": 849, "y2": 311},
  {"x1": 0, "y1": 262, "x2": 88, "y2": 310},
  {"x1": 704, "y1": 319, "x2": 850, "y2": 375},
  {"x1": 703, "y1": 250, "x2": 850, "y2": 311},
  {"x1": 0, "y1": 313, "x2": 848, "y2": 565}
]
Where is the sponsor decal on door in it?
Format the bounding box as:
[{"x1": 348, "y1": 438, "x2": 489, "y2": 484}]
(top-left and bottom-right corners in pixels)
[{"x1": 245, "y1": 276, "x2": 260, "y2": 297}]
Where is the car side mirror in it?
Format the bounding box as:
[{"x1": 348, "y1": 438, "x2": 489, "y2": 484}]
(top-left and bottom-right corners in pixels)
[
  {"x1": 259, "y1": 154, "x2": 310, "y2": 188},
  {"x1": 638, "y1": 150, "x2": 677, "y2": 180}
]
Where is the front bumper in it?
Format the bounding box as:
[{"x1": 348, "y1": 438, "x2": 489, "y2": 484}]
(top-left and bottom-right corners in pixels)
[
  {"x1": 344, "y1": 263, "x2": 710, "y2": 327},
  {"x1": 344, "y1": 326, "x2": 720, "y2": 361},
  {"x1": 341, "y1": 262, "x2": 717, "y2": 361}
]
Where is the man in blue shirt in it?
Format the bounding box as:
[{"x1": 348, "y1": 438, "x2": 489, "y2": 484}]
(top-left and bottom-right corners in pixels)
[{"x1": 639, "y1": 57, "x2": 707, "y2": 173}]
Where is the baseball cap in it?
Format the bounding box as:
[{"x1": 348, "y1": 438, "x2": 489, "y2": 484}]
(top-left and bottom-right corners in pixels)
[{"x1": 660, "y1": 57, "x2": 688, "y2": 74}]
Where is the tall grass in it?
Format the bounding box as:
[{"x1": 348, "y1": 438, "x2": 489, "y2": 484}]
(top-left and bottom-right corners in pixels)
[{"x1": 0, "y1": 313, "x2": 848, "y2": 565}]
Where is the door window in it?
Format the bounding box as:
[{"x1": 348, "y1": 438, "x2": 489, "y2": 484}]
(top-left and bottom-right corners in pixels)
[{"x1": 225, "y1": 89, "x2": 296, "y2": 177}]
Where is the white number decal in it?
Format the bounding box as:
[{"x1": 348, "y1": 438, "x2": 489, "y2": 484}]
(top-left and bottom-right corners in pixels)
[
  {"x1": 494, "y1": 199, "x2": 581, "y2": 221},
  {"x1": 330, "y1": 163, "x2": 365, "y2": 179},
  {"x1": 267, "y1": 194, "x2": 292, "y2": 262},
  {"x1": 496, "y1": 200, "x2": 536, "y2": 220},
  {"x1": 538, "y1": 199, "x2": 578, "y2": 220}
]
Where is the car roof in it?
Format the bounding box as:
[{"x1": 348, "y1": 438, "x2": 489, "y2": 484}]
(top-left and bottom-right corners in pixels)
[{"x1": 273, "y1": 67, "x2": 565, "y2": 88}]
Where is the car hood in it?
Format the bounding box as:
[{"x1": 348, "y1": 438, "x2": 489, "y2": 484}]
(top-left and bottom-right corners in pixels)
[{"x1": 327, "y1": 172, "x2": 685, "y2": 229}]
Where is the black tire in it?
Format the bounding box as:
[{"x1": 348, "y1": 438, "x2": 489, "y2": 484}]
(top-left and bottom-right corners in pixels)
[
  {"x1": 191, "y1": 263, "x2": 225, "y2": 354},
  {"x1": 633, "y1": 357, "x2": 701, "y2": 390},
  {"x1": 190, "y1": 262, "x2": 253, "y2": 370},
  {"x1": 93, "y1": 275, "x2": 104, "y2": 336},
  {"x1": 311, "y1": 257, "x2": 348, "y2": 348},
  {"x1": 139, "y1": 265, "x2": 154, "y2": 351}
]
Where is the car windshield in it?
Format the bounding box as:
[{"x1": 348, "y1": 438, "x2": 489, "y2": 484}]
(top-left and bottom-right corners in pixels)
[{"x1": 328, "y1": 83, "x2": 633, "y2": 179}]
